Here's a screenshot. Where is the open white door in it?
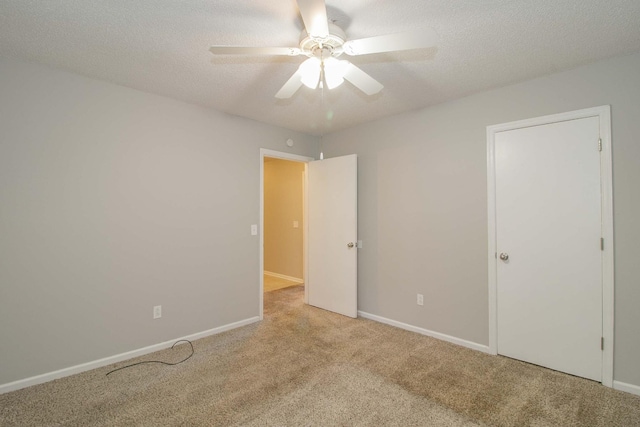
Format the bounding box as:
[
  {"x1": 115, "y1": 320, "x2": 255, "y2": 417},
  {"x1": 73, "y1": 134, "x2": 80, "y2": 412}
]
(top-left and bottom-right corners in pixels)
[{"x1": 308, "y1": 154, "x2": 357, "y2": 318}]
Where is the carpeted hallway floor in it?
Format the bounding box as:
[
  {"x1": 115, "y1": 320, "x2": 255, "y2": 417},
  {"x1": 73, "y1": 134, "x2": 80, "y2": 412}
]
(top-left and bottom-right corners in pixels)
[{"x1": 1, "y1": 285, "x2": 639, "y2": 426}]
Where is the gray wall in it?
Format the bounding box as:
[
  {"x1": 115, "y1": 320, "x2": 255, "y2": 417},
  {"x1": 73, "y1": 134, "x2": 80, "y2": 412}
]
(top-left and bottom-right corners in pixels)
[
  {"x1": 322, "y1": 52, "x2": 640, "y2": 386},
  {"x1": 0, "y1": 58, "x2": 317, "y2": 385},
  {"x1": 3, "y1": 51, "x2": 639, "y2": 389}
]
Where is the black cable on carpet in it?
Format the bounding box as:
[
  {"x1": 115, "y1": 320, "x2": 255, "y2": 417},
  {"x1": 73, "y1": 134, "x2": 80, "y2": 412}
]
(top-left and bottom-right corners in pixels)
[{"x1": 105, "y1": 339, "x2": 194, "y2": 376}]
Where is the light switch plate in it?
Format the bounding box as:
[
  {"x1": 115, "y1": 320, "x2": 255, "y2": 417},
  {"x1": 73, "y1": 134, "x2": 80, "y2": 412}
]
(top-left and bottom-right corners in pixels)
[
  {"x1": 251, "y1": 224, "x2": 258, "y2": 235},
  {"x1": 293, "y1": 221, "x2": 299, "y2": 228}
]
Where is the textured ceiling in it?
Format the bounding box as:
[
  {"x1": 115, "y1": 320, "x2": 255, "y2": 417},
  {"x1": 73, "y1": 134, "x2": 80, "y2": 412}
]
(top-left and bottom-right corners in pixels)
[{"x1": 1, "y1": 0, "x2": 640, "y2": 135}]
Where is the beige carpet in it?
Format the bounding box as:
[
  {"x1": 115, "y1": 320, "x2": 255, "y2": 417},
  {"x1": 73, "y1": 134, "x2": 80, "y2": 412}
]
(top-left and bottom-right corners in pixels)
[{"x1": 2, "y1": 285, "x2": 639, "y2": 426}]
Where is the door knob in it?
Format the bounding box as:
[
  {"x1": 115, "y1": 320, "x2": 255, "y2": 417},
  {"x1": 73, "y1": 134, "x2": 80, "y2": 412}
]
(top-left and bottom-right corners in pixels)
[
  {"x1": 347, "y1": 242, "x2": 355, "y2": 248},
  {"x1": 499, "y1": 252, "x2": 509, "y2": 261}
]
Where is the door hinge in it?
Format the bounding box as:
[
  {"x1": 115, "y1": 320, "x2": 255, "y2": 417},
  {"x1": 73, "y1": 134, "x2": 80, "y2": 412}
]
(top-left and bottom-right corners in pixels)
[
  {"x1": 601, "y1": 337, "x2": 604, "y2": 350},
  {"x1": 598, "y1": 138, "x2": 602, "y2": 151},
  {"x1": 601, "y1": 238, "x2": 604, "y2": 251}
]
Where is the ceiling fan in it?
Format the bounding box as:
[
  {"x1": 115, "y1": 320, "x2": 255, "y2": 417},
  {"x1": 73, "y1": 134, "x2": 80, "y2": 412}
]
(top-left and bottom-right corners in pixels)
[{"x1": 209, "y1": 0, "x2": 438, "y2": 99}]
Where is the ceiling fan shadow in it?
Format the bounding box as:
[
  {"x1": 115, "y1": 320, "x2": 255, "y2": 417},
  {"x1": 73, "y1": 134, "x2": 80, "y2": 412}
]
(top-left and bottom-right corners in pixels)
[
  {"x1": 209, "y1": 56, "x2": 300, "y2": 66},
  {"x1": 353, "y1": 46, "x2": 439, "y2": 65},
  {"x1": 326, "y1": 5, "x2": 352, "y2": 31}
]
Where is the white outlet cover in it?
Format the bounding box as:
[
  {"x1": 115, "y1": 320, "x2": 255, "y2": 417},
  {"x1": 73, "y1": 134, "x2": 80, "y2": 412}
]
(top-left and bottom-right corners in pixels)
[{"x1": 153, "y1": 305, "x2": 162, "y2": 319}]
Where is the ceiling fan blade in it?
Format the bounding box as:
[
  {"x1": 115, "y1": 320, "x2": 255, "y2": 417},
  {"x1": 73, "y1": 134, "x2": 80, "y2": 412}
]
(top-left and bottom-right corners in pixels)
[
  {"x1": 343, "y1": 28, "x2": 438, "y2": 56},
  {"x1": 275, "y1": 71, "x2": 304, "y2": 99},
  {"x1": 209, "y1": 46, "x2": 301, "y2": 56},
  {"x1": 343, "y1": 63, "x2": 383, "y2": 96},
  {"x1": 297, "y1": 0, "x2": 329, "y2": 39}
]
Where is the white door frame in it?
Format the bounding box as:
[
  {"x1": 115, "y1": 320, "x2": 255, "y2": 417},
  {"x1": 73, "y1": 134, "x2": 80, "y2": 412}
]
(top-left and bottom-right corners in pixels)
[
  {"x1": 486, "y1": 105, "x2": 614, "y2": 387},
  {"x1": 259, "y1": 149, "x2": 315, "y2": 320}
]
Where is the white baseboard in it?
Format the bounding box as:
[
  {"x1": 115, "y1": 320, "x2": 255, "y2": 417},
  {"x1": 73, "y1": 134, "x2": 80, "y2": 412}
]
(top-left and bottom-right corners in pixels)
[
  {"x1": 264, "y1": 271, "x2": 304, "y2": 284},
  {"x1": 0, "y1": 316, "x2": 260, "y2": 395},
  {"x1": 613, "y1": 380, "x2": 640, "y2": 396},
  {"x1": 358, "y1": 311, "x2": 491, "y2": 354}
]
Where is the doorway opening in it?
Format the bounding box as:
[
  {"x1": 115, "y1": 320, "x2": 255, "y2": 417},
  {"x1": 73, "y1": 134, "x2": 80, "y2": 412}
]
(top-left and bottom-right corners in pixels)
[
  {"x1": 264, "y1": 157, "x2": 305, "y2": 294},
  {"x1": 259, "y1": 149, "x2": 314, "y2": 319},
  {"x1": 259, "y1": 149, "x2": 359, "y2": 319}
]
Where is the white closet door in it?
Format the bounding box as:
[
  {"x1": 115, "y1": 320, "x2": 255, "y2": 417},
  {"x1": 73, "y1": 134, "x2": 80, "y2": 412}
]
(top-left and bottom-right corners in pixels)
[{"x1": 495, "y1": 117, "x2": 602, "y2": 381}]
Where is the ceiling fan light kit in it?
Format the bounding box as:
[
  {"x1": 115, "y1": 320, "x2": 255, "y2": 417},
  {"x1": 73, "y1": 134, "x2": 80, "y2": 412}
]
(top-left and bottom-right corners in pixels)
[
  {"x1": 323, "y1": 57, "x2": 349, "y2": 90},
  {"x1": 299, "y1": 57, "x2": 322, "y2": 89},
  {"x1": 209, "y1": 0, "x2": 437, "y2": 99}
]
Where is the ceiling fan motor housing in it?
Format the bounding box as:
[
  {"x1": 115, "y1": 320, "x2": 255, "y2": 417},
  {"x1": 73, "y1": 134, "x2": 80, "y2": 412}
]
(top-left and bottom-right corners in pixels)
[{"x1": 299, "y1": 22, "x2": 346, "y2": 58}]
